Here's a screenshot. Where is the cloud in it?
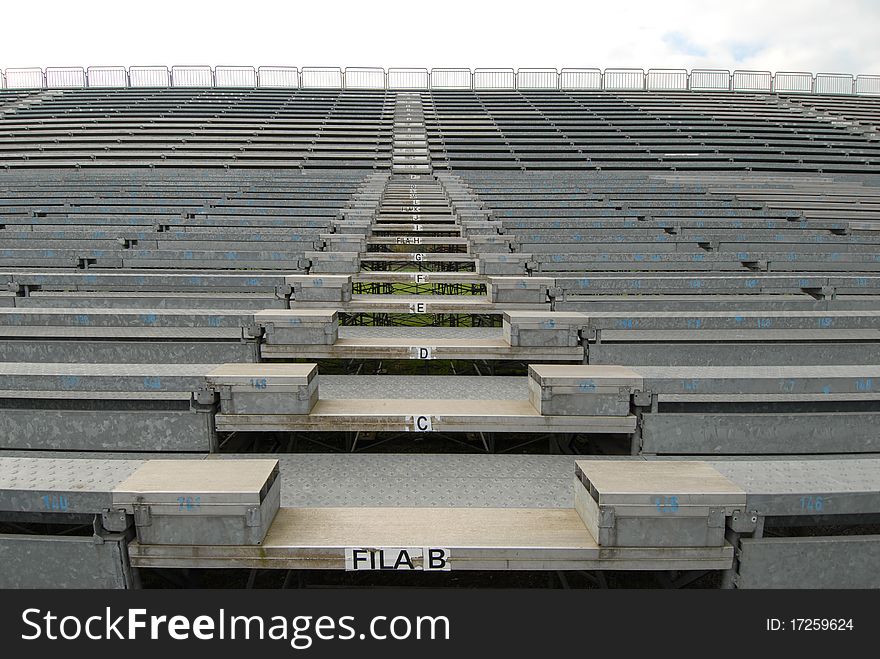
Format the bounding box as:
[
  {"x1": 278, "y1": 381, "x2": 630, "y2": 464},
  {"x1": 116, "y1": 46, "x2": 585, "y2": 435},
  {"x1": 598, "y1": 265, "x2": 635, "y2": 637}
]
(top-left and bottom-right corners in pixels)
[
  {"x1": 0, "y1": 0, "x2": 878, "y2": 74},
  {"x1": 663, "y1": 32, "x2": 707, "y2": 58},
  {"x1": 728, "y1": 42, "x2": 766, "y2": 63}
]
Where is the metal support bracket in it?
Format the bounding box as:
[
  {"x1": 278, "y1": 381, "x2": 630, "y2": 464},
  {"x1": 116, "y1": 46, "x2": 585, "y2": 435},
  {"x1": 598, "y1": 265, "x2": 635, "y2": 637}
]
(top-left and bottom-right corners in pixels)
[
  {"x1": 598, "y1": 507, "x2": 615, "y2": 529},
  {"x1": 102, "y1": 508, "x2": 130, "y2": 533},
  {"x1": 246, "y1": 506, "x2": 261, "y2": 528},
  {"x1": 133, "y1": 503, "x2": 152, "y2": 528},
  {"x1": 194, "y1": 388, "x2": 219, "y2": 407},
  {"x1": 729, "y1": 509, "x2": 760, "y2": 534},
  {"x1": 632, "y1": 389, "x2": 653, "y2": 407},
  {"x1": 707, "y1": 508, "x2": 726, "y2": 529}
]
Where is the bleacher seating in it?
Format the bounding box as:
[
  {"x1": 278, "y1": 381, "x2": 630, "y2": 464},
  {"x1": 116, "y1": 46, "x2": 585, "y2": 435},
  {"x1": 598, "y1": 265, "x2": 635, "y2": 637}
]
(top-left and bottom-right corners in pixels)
[{"x1": 1, "y1": 75, "x2": 879, "y2": 589}]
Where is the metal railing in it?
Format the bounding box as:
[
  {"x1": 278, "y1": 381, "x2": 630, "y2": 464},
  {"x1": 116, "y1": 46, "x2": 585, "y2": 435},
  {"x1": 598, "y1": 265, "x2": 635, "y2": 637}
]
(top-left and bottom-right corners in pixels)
[
  {"x1": 604, "y1": 68, "x2": 645, "y2": 90},
  {"x1": 560, "y1": 69, "x2": 602, "y2": 90},
  {"x1": 646, "y1": 69, "x2": 688, "y2": 90},
  {"x1": 387, "y1": 68, "x2": 428, "y2": 90},
  {"x1": 774, "y1": 71, "x2": 813, "y2": 93},
  {"x1": 344, "y1": 67, "x2": 385, "y2": 89},
  {"x1": 257, "y1": 67, "x2": 299, "y2": 88},
  {"x1": 473, "y1": 69, "x2": 516, "y2": 90},
  {"x1": 171, "y1": 66, "x2": 213, "y2": 88},
  {"x1": 1, "y1": 65, "x2": 879, "y2": 96},
  {"x1": 86, "y1": 66, "x2": 127, "y2": 87},
  {"x1": 732, "y1": 70, "x2": 772, "y2": 92},
  {"x1": 299, "y1": 67, "x2": 342, "y2": 89},
  {"x1": 516, "y1": 69, "x2": 558, "y2": 90},
  {"x1": 46, "y1": 67, "x2": 86, "y2": 88},
  {"x1": 430, "y1": 69, "x2": 471, "y2": 90},
  {"x1": 690, "y1": 69, "x2": 730, "y2": 91},
  {"x1": 129, "y1": 66, "x2": 170, "y2": 87},
  {"x1": 215, "y1": 66, "x2": 257, "y2": 87}
]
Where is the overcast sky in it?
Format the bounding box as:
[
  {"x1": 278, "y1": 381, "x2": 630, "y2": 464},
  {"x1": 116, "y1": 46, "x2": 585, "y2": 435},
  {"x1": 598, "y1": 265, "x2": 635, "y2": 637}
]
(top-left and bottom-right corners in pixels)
[{"x1": 1, "y1": 0, "x2": 878, "y2": 74}]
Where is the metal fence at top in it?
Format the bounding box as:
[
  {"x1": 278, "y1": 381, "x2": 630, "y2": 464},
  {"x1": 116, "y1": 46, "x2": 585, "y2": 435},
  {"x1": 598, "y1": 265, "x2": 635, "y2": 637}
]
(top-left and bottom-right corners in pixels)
[
  {"x1": 2, "y1": 65, "x2": 880, "y2": 96},
  {"x1": 87, "y1": 66, "x2": 127, "y2": 88},
  {"x1": 689, "y1": 69, "x2": 731, "y2": 91},
  {"x1": 516, "y1": 69, "x2": 557, "y2": 90},
  {"x1": 301, "y1": 67, "x2": 343, "y2": 89},
  {"x1": 215, "y1": 66, "x2": 256, "y2": 87},
  {"x1": 473, "y1": 69, "x2": 515, "y2": 90},
  {"x1": 387, "y1": 68, "x2": 429, "y2": 90},
  {"x1": 171, "y1": 66, "x2": 213, "y2": 88},
  {"x1": 46, "y1": 67, "x2": 86, "y2": 88},
  {"x1": 773, "y1": 71, "x2": 813, "y2": 93},
  {"x1": 732, "y1": 70, "x2": 772, "y2": 92},
  {"x1": 430, "y1": 69, "x2": 472, "y2": 90},
  {"x1": 815, "y1": 73, "x2": 854, "y2": 95},
  {"x1": 855, "y1": 75, "x2": 880, "y2": 96},
  {"x1": 646, "y1": 69, "x2": 688, "y2": 91},
  {"x1": 344, "y1": 67, "x2": 385, "y2": 89},
  {"x1": 129, "y1": 66, "x2": 170, "y2": 88},
  {"x1": 604, "y1": 68, "x2": 646, "y2": 90},
  {"x1": 4, "y1": 68, "x2": 45, "y2": 89},
  {"x1": 257, "y1": 67, "x2": 298, "y2": 88},
  {"x1": 559, "y1": 68, "x2": 602, "y2": 90}
]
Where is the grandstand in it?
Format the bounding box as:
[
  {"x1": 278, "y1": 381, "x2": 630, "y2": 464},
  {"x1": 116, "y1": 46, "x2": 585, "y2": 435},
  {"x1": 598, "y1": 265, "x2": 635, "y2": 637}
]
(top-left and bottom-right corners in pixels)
[{"x1": 0, "y1": 65, "x2": 879, "y2": 589}]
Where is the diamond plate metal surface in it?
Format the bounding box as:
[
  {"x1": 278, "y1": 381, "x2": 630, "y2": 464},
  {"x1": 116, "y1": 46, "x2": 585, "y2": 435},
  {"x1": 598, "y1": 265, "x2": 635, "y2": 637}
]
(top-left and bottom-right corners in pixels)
[
  {"x1": 320, "y1": 375, "x2": 528, "y2": 399},
  {"x1": 710, "y1": 459, "x2": 880, "y2": 495},
  {"x1": 268, "y1": 454, "x2": 575, "y2": 509},
  {"x1": 0, "y1": 457, "x2": 143, "y2": 492},
  {"x1": 338, "y1": 326, "x2": 502, "y2": 340},
  {"x1": 0, "y1": 363, "x2": 218, "y2": 376},
  {"x1": 0, "y1": 327, "x2": 243, "y2": 338},
  {"x1": 0, "y1": 457, "x2": 145, "y2": 513}
]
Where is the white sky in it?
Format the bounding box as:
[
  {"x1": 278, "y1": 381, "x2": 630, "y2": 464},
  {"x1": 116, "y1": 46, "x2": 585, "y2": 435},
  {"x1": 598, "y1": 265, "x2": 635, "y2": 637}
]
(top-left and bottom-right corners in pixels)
[{"x1": 1, "y1": 0, "x2": 878, "y2": 74}]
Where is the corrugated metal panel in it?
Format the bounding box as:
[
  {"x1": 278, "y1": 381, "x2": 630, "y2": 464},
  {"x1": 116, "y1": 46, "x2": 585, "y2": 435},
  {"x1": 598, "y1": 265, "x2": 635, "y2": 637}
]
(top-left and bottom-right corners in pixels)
[
  {"x1": 690, "y1": 69, "x2": 730, "y2": 91},
  {"x1": 855, "y1": 75, "x2": 880, "y2": 96},
  {"x1": 300, "y1": 67, "x2": 343, "y2": 88},
  {"x1": 388, "y1": 68, "x2": 429, "y2": 90},
  {"x1": 774, "y1": 71, "x2": 813, "y2": 93},
  {"x1": 129, "y1": 66, "x2": 171, "y2": 88},
  {"x1": 732, "y1": 70, "x2": 772, "y2": 92},
  {"x1": 257, "y1": 67, "x2": 299, "y2": 88},
  {"x1": 46, "y1": 67, "x2": 86, "y2": 88},
  {"x1": 430, "y1": 69, "x2": 472, "y2": 90},
  {"x1": 0, "y1": 534, "x2": 131, "y2": 589},
  {"x1": 215, "y1": 66, "x2": 257, "y2": 87},
  {"x1": 344, "y1": 68, "x2": 385, "y2": 89},
  {"x1": 87, "y1": 66, "x2": 127, "y2": 88},
  {"x1": 738, "y1": 536, "x2": 880, "y2": 589},
  {"x1": 517, "y1": 69, "x2": 558, "y2": 90},
  {"x1": 815, "y1": 73, "x2": 853, "y2": 95},
  {"x1": 474, "y1": 69, "x2": 515, "y2": 90},
  {"x1": 4, "y1": 68, "x2": 45, "y2": 89},
  {"x1": 646, "y1": 69, "x2": 688, "y2": 91},
  {"x1": 604, "y1": 69, "x2": 645, "y2": 90},
  {"x1": 171, "y1": 66, "x2": 213, "y2": 87},
  {"x1": 559, "y1": 68, "x2": 601, "y2": 90}
]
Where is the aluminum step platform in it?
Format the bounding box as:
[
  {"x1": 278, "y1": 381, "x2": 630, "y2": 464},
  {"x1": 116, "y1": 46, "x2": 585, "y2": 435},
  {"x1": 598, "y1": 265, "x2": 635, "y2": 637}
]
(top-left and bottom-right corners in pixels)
[
  {"x1": 301, "y1": 294, "x2": 548, "y2": 314},
  {"x1": 261, "y1": 325, "x2": 582, "y2": 361},
  {"x1": 352, "y1": 271, "x2": 486, "y2": 285},
  {"x1": 3, "y1": 451, "x2": 879, "y2": 585},
  {"x1": 126, "y1": 507, "x2": 733, "y2": 572},
  {"x1": 4, "y1": 453, "x2": 880, "y2": 514},
  {"x1": 359, "y1": 252, "x2": 475, "y2": 263}
]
